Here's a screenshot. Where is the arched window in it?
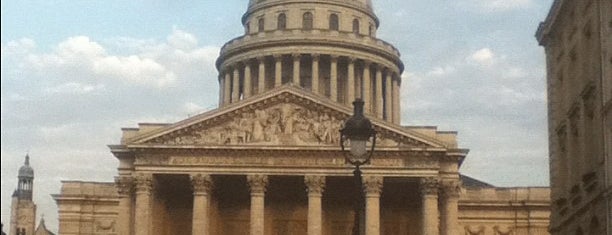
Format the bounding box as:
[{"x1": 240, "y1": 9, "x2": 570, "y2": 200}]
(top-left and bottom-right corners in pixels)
[
  {"x1": 329, "y1": 14, "x2": 339, "y2": 30},
  {"x1": 303, "y1": 12, "x2": 313, "y2": 29},
  {"x1": 258, "y1": 17, "x2": 265, "y2": 32},
  {"x1": 277, "y1": 13, "x2": 286, "y2": 30},
  {"x1": 352, "y1": 19, "x2": 360, "y2": 34},
  {"x1": 369, "y1": 23, "x2": 374, "y2": 36}
]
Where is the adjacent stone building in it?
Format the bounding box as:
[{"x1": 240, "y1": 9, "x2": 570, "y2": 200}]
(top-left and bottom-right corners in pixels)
[
  {"x1": 53, "y1": 1, "x2": 551, "y2": 234},
  {"x1": 536, "y1": 0, "x2": 612, "y2": 234}
]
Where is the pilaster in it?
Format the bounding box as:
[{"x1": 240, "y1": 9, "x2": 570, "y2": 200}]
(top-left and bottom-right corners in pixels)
[{"x1": 115, "y1": 176, "x2": 134, "y2": 235}]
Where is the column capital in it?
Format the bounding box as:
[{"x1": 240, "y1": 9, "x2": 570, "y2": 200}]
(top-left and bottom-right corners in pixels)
[
  {"x1": 273, "y1": 54, "x2": 283, "y2": 60},
  {"x1": 311, "y1": 53, "x2": 320, "y2": 60},
  {"x1": 115, "y1": 176, "x2": 134, "y2": 196},
  {"x1": 330, "y1": 55, "x2": 339, "y2": 61},
  {"x1": 363, "y1": 176, "x2": 383, "y2": 195},
  {"x1": 419, "y1": 177, "x2": 439, "y2": 196},
  {"x1": 134, "y1": 173, "x2": 153, "y2": 193},
  {"x1": 347, "y1": 56, "x2": 357, "y2": 63},
  {"x1": 257, "y1": 56, "x2": 266, "y2": 62},
  {"x1": 440, "y1": 180, "x2": 462, "y2": 198},
  {"x1": 304, "y1": 175, "x2": 326, "y2": 195},
  {"x1": 191, "y1": 174, "x2": 213, "y2": 195},
  {"x1": 247, "y1": 174, "x2": 269, "y2": 194},
  {"x1": 363, "y1": 60, "x2": 372, "y2": 67},
  {"x1": 292, "y1": 53, "x2": 302, "y2": 60}
]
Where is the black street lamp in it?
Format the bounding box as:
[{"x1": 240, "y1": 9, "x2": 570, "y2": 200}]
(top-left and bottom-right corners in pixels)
[{"x1": 340, "y1": 98, "x2": 376, "y2": 235}]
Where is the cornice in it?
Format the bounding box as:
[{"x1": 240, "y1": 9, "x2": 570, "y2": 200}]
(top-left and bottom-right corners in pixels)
[{"x1": 535, "y1": 0, "x2": 565, "y2": 46}]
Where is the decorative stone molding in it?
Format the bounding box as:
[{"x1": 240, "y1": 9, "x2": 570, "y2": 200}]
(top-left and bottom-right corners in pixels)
[
  {"x1": 247, "y1": 174, "x2": 269, "y2": 194},
  {"x1": 441, "y1": 180, "x2": 462, "y2": 198},
  {"x1": 134, "y1": 174, "x2": 153, "y2": 193},
  {"x1": 304, "y1": 175, "x2": 326, "y2": 195},
  {"x1": 419, "y1": 177, "x2": 439, "y2": 196},
  {"x1": 191, "y1": 174, "x2": 213, "y2": 195},
  {"x1": 114, "y1": 176, "x2": 134, "y2": 196},
  {"x1": 363, "y1": 176, "x2": 383, "y2": 195}
]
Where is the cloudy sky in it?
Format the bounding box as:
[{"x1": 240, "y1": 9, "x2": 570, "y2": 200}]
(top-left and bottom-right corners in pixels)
[{"x1": 1, "y1": 0, "x2": 554, "y2": 231}]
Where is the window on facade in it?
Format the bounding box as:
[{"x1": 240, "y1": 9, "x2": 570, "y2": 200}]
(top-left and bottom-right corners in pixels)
[
  {"x1": 352, "y1": 19, "x2": 360, "y2": 34},
  {"x1": 329, "y1": 14, "x2": 339, "y2": 30},
  {"x1": 369, "y1": 23, "x2": 374, "y2": 36},
  {"x1": 303, "y1": 12, "x2": 313, "y2": 29},
  {"x1": 277, "y1": 13, "x2": 286, "y2": 30},
  {"x1": 258, "y1": 18, "x2": 265, "y2": 32}
]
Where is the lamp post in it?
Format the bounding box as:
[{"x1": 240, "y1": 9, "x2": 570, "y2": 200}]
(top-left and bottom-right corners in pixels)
[{"x1": 340, "y1": 98, "x2": 376, "y2": 235}]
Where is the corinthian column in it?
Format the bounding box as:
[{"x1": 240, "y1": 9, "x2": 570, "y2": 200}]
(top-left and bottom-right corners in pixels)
[
  {"x1": 375, "y1": 67, "x2": 383, "y2": 119},
  {"x1": 232, "y1": 66, "x2": 240, "y2": 102},
  {"x1": 362, "y1": 62, "x2": 372, "y2": 114},
  {"x1": 393, "y1": 76, "x2": 401, "y2": 124},
  {"x1": 274, "y1": 55, "x2": 282, "y2": 87},
  {"x1": 305, "y1": 175, "x2": 326, "y2": 235},
  {"x1": 258, "y1": 57, "x2": 266, "y2": 94},
  {"x1": 224, "y1": 72, "x2": 231, "y2": 105},
  {"x1": 134, "y1": 174, "x2": 153, "y2": 235},
  {"x1": 330, "y1": 55, "x2": 338, "y2": 102},
  {"x1": 247, "y1": 175, "x2": 269, "y2": 235},
  {"x1": 191, "y1": 174, "x2": 213, "y2": 235},
  {"x1": 440, "y1": 180, "x2": 461, "y2": 235},
  {"x1": 115, "y1": 176, "x2": 133, "y2": 235},
  {"x1": 312, "y1": 54, "x2": 320, "y2": 94},
  {"x1": 244, "y1": 63, "x2": 252, "y2": 99},
  {"x1": 363, "y1": 176, "x2": 383, "y2": 235},
  {"x1": 420, "y1": 177, "x2": 439, "y2": 235},
  {"x1": 384, "y1": 72, "x2": 393, "y2": 121},
  {"x1": 347, "y1": 57, "x2": 356, "y2": 104},
  {"x1": 293, "y1": 54, "x2": 301, "y2": 86}
]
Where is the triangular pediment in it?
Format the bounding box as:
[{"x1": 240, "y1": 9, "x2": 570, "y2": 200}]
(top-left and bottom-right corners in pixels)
[{"x1": 125, "y1": 86, "x2": 449, "y2": 149}]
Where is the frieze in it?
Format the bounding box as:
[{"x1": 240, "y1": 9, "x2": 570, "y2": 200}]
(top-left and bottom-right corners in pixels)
[{"x1": 144, "y1": 101, "x2": 429, "y2": 148}]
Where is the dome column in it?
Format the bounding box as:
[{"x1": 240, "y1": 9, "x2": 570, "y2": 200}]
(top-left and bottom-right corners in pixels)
[
  {"x1": 347, "y1": 57, "x2": 356, "y2": 104},
  {"x1": 393, "y1": 75, "x2": 401, "y2": 124},
  {"x1": 330, "y1": 55, "x2": 339, "y2": 102},
  {"x1": 375, "y1": 65, "x2": 384, "y2": 119},
  {"x1": 384, "y1": 71, "x2": 393, "y2": 121},
  {"x1": 311, "y1": 54, "x2": 320, "y2": 94},
  {"x1": 232, "y1": 65, "x2": 241, "y2": 102},
  {"x1": 274, "y1": 54, "x2": 283, "y2": 87},
  {"x1": 293, "y1": 54, "x2": 301, "y2": 86},
  {"x1": 244, "y1": 62, "x2": 252, "y2": 99},
  {"x1": 362, "y1": 61, "x2": 372, "y2": 114},
  {"x1": 223, "y1": 72, "x2": 231, "y2": 105},
  {"x1": 258, "y1": 57, "x2": 266, "y2": 94}
]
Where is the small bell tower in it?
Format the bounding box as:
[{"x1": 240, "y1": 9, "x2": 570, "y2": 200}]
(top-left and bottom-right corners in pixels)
[{"x1": 9, "y1": 154, "x2": 37, "y2": 235}]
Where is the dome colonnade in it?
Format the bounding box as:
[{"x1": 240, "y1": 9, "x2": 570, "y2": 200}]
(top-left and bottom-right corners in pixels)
[{"x1": 216, "y1": 0, "x2": 404, "y2": 124}]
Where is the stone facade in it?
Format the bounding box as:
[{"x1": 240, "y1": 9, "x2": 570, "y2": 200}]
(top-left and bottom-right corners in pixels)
[
  {"x1": 53, "y1": 1, "x2": 551, "y2": 234},
  {"x1": 536, "y1": 0, "x2": 612, "y2": 234},
  {"x1": 10, "y1": 155, "x2": 37, "y2": 235}
]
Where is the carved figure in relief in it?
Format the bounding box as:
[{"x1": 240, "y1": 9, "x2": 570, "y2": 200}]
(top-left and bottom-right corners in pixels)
[{"x1": 252, "y1": 109, "x2": 266, "y2": 141}]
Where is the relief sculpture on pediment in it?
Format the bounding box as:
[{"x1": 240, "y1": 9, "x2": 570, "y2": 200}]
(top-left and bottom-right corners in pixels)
[{"x1": 149, "y1": 102, "x2": 421, "y2": 147}]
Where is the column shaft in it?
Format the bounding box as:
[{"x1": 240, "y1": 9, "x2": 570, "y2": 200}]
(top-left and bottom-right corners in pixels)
[
  {"x1": 192, "y1": 174, "x2": 213, "y2": 235},
  {"x1": 305, "y1": 176, "x2": 325, "y2": 235},
  {"x1": 441, "y1": 181, "x2": 460, "y2": 235},
  {"x1": 347, "y1": 58, "x2": 355, "y2": 104},
  {"x1": 363, "y1": 63, "x2": 372, "y2": 114},
  {"x1": 330, "y1": 56, "x2": 338, "y2": 102},
  {"x1": 244, "y1": 63, "x2": 252, "y2": 99},
  {"x1": 115, "y1": 176, "x2": 133, "y2": 235},
  {"x1": 375, "y1": 67, "x2": 384, "y2": 119},
  {"x1": 420, "y1": 177, "x2": 440, "y2": 235},
  {"x1": 275, "y1": 55, "x2": 282, "y2": 87},
  {"x1": 293, "y1": 54, "x2": 301, "y2": 86},
  {"x1": 224, "y1": 72, "x2": 231, "y2": 105},
  {"x1": 258, "y1": 57, "x2": 266, "y2": 94},
  {"x1": 248, "y1": 175, "x2": 268, "y2": 235},
  {"x1": 312, "y1": 55, "x2": 320, "y2": 94},
  {"x1": 134, "y1": 174, "x2": 153, "y2": 235},
  {"x1": 364, "y1": 176, "x2": 383, "y2": 235},
  {"x1": 232, "y1": 67, "x2": 240, "y2": 102},
  {"x1": 393, "y1": 76, "x2": 401, "y2": 124},
  {"x1": 384, "y1": 73, "x2": 393, "y2": 121}
]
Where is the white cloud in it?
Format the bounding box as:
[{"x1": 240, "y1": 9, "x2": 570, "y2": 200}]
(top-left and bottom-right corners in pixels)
[
  {"x1": 44, "y1": 82, "x2": 104, "y2": 95},
  {"x1": 461, "y1": 0, "x2": 534, "y2": 12},
  {"x1": 468, "y1": 48, "x2": 495, "y2": 65},
  {"x1": 167, "y1": 28, "x2": 199, "y2": 51}
]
